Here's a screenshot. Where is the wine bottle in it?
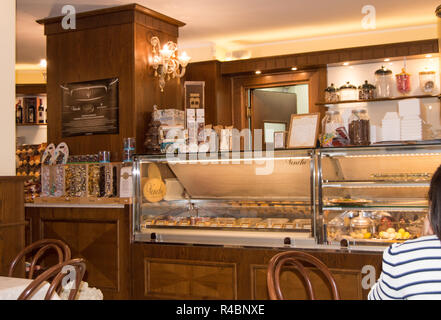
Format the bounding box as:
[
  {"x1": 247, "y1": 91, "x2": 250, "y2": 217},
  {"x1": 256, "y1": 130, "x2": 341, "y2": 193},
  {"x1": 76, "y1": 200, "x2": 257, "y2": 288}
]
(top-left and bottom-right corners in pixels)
[
  {"x1": 16, "y1": 100, "x2": 23, "y2": 123},
  {"x1": 38, "y1": 98, "x2": 45, "y2": 124},
  {"x1": 28, "y1": 102, "x2": 36, "y2": 123}
]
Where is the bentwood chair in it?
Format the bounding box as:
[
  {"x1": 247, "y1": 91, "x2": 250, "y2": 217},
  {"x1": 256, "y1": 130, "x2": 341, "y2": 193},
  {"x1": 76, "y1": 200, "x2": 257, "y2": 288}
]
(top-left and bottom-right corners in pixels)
[
  {"x1": 9, "y1": 239, "x2": 72, "y2": 279},
  {"x1": 267, "y1": 251, "x2": 340, "y2": 300},
  {"x1": 18, "y1": 258, "x2": 87, "y2": 300}
]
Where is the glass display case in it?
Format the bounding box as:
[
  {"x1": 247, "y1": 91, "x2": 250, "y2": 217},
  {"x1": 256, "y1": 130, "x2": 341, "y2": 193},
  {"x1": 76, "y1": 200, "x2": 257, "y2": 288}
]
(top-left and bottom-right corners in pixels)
[
  {"x1": 319, "y1": 143, "x2": 441, "y2": 247},
  {"x1": 132, "y1": 150, "x2": 316, "y2": 248}
]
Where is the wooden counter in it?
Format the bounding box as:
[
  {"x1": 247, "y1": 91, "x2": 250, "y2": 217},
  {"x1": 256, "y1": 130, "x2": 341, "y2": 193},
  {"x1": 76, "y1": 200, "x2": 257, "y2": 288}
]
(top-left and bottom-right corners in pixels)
[
  {"x1": 0, "y1": 177, "x2": 26, "y2": 276},
  {"x1": 131, "y1": 242, "x2": 383, "y2": 300},
  {"x1": 25, "y1": 203, "x2": 131, "y2": 299}
]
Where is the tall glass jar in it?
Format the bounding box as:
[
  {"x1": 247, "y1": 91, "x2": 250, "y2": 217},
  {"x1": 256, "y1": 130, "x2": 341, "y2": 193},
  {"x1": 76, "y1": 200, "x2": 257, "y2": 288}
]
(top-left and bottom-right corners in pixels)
[
  {"x1": 349, "y1": 109, "x2": 370, "y2": 146},
  {"x1": 322, "y1": 110, "x2": 344, "y2": 147},
  {"x1": 419, "y1": 71, "x2": 436, "y2": 94},
  {"x1": 396, "y1": 68, "x2": 411, "y2": 95},
  {"x1": 375, "y1": 66, "x2": 393, "y2": 98}
]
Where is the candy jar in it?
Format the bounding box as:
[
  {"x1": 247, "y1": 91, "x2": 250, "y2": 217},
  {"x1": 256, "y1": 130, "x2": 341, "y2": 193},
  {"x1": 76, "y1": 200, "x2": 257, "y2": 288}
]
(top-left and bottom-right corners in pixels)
[
  {"x1": 375, "y1": 66, "x2": 393, "y2": 98},
  {"x1": 327, "y1": 215, "x2": 345, "y2": 241},
  {"x1": 359, "y1": 80, "x2": 376, "y2": 100},
  {"x1": 325, "y1": 83, "x2": 339, "y2": 103},
  {"x1": 396, "y1": 68, "x2": 411, "y2": 95},
  {"x1": 419, "y1": 70, "x2": 436, "y2": 94},
  {"x1": 348, "y1": 109, "x2": 371, "y2": 146},
  {"x1": 338, "y1": 82, "x2": 358, "y2": 101},
  {"x1": 321, "y1": 110, "x2": 344, "y2": 147},
  {"x1": 350, "y1": 214, "x2": 374, "y2": 240}
]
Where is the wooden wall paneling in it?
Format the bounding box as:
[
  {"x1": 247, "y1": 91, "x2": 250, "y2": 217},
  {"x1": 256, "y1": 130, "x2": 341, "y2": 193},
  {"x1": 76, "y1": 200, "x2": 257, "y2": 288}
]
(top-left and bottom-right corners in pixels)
[
  {"x1": 185, "y1": 61, "x2": 233, "y2": 126},
  {"x1": 40, "y1": 4, "x2": 185, "y2": 158},
  {"x1": 220, "y1": 39, "x2": 439, "y2": 75},
  {"x1": 16, "y1": 84, "x2": 47, "y2": 96},
  {"x1": 26, "y1": 205, "x2": 131, "y2": 299},
  {"x1": 144, "y1": 258, "x2": 237, "y2": 299},
  {"x1": 0, "y1": 177, "x2": 26, "y2": 276}
]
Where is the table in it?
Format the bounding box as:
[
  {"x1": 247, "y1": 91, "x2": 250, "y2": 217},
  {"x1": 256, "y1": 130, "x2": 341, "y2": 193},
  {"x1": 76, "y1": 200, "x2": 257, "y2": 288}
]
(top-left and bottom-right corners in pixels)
[{"x1": 0, "y1": 276, "x2": 61, "y2": 300}]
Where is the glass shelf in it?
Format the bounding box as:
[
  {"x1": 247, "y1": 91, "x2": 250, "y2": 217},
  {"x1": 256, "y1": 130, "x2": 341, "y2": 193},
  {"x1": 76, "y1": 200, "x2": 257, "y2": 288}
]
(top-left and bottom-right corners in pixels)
[{"x1": 316, "y1": 94, "x2": 440, "y2": 106}]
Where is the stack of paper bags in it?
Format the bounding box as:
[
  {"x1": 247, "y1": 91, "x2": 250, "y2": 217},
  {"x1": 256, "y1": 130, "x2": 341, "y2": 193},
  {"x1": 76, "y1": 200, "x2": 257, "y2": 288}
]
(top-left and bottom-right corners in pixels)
[{"x1": 399, "y1": 99, "x2": 422, "y2": 141}]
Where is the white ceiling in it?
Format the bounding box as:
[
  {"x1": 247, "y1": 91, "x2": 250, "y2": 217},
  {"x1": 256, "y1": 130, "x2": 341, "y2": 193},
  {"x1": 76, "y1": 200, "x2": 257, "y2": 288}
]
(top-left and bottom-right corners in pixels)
[{"x1": 16, "y1": 0, "x2": 441, "y2": 65}]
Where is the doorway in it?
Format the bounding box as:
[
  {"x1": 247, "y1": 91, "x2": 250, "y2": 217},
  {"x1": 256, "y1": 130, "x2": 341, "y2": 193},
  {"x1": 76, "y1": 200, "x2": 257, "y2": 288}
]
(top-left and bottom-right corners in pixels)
[{"x1": 249, "y1": 84, "x2": 309, "y2": 145}]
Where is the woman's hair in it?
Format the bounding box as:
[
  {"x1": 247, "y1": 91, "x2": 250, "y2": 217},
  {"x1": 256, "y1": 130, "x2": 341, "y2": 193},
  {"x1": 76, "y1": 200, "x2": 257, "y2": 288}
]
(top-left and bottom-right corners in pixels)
[{"x1": 428, "y1": 164, "x2": 441, "y2": 240}]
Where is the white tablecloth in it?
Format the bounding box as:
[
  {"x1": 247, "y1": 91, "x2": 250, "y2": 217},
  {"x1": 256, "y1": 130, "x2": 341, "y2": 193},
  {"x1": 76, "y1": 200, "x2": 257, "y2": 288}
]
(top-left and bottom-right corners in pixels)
[{"x1": 0, "y1": 276, "x2": 61, "y2": 300}]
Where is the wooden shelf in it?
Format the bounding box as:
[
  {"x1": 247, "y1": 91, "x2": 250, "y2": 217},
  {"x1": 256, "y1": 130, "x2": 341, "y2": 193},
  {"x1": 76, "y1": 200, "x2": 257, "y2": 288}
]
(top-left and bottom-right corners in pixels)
[
  {"x1": 316, "y1": 94, "x2": 440, "y2": 106},
  {"x1": 16, "y1": 123, "x2": 47, "y2": 127}
]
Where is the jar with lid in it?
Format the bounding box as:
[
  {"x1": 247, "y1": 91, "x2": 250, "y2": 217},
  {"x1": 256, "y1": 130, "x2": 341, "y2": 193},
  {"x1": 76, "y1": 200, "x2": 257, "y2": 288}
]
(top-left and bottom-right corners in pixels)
[
  {"x1": 327, "y1": 215, "x2": 345, "y2": 241},
  {"x1": 338, "y1": 82, "x2": 358, "y2": 101},
  {"x1": 419, "y1": 70, "x2": 436, "y2": 94},
  {"x1": 375, "y1": 66, "x2": 393, "y2": 98},
  {"x1": 348, "y1": 109, "x2": 370, "y2": 146},
  {"x1": 325, "y1": 83, "x2": 339, "y2": 103},
  {"x1": 321, "y1": 110, "x2": 344, "y2": 147},
  {"x1": 359, "y1": 80, "x2": 376, "y2": 100},
  {"x1": 396, "y1": 68, "x2": 411, "y2": 95},
  {"x1": 350, "y1": 213, "x2": 374, "y2": 239}
]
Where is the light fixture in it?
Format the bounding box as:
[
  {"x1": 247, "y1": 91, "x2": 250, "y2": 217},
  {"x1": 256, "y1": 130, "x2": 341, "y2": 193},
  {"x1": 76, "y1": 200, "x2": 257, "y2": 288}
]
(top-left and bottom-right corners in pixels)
[
  {"x1": 150, "y1": 36, "x2": 191, "y2": 92},
  {"x1": 40, "y1": 59, "x2": 47, "y2": 81},
  {"x1": 343, "y1": 62, "x2": 349, "y2": 66},
  {"x1": 255, "y1": 70, "x2": 262, "y2": 74},
  {"x1": 291, "y1": 67, "x2": 298, "y2": 71},
  {"x1": 384, "y1": 58, "x2": 390, "y2": 62},
  {"x1": 426, "y1": 54, "x2": 433, "y2": 58}
]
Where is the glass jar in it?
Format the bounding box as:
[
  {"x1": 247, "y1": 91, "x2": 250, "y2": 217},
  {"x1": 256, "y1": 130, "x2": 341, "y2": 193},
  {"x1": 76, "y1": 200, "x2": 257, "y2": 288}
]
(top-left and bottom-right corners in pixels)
[
  {"x1": 327, "y1": 215, "x2": 345, "y2": 241},
  {"x1": 338, "y1": 82, "x2": 358, "y2": 101},
  {"x1": 350, "y1": 214, "x2": 374, "y2": 239},
  {"x1": 375, "y1": 66, "x2": 393, "y2": 98},
  {"x1": 325, "y1": 83, "x2": 339, "y2": 103},
  {"x1": 396, "y1": 68, "x2": 411, "y2": 95},
  {"x1": 419, "y1": 71, "x2": 436, "y2": 94},
  {"x1": 359, "y1": 80, "x2": 376, "y2": 100},
  {"x1": 348, "y1": 109, "x2": 370, "y2": 146},
  {"x1": 321, "y1": 110, "x2": 344, "y2": 147}
]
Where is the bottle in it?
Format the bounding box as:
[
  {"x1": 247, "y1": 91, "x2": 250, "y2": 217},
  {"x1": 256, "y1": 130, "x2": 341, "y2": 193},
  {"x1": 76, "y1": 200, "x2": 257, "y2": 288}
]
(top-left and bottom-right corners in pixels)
[
  {"x1": 38, "y1": 98, "x2": 45, "y2": 124},
  {"x1": 16, "y1": 100, "x2": 23, "y2": 123},
  {"x1": 27, "y1": 101, "x2": 36, "y2": 123}
]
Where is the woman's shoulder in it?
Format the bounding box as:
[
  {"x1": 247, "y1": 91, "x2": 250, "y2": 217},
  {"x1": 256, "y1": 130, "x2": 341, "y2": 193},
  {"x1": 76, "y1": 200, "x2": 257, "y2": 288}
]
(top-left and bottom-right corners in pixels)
[{"x1": 384, "y1": 235, "x2": 441, "y2": 260}]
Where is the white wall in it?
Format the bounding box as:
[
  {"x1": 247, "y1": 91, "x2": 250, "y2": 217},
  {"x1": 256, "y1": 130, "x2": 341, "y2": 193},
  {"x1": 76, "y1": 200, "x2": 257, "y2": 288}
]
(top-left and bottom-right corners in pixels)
[
  {"x1": 0, "y1": 0, "x2": 15, "y2": 176},
  {"x1": 326, "y1": 57, "x2": 441, "y2": 139}
]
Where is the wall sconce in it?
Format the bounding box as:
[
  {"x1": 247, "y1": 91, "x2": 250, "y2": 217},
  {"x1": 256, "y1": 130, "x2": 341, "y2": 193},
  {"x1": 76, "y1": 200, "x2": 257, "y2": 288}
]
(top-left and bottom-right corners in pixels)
[
  {"x1": 150, "y1": 36, "x2": 191, "y2": 92},
  {"x1": 40, "y1": 59, "x2": 47, "y2": 81}
]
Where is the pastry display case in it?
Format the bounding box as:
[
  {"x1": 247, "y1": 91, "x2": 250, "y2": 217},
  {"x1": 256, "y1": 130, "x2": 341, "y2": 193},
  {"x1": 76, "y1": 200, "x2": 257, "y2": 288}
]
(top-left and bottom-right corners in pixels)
[
  {"x1": 318, "y1": 143, "x2": 441, "y2": 247},
  {"x1": 132, "y1": 150, "x2": 316, "y2": 248}
]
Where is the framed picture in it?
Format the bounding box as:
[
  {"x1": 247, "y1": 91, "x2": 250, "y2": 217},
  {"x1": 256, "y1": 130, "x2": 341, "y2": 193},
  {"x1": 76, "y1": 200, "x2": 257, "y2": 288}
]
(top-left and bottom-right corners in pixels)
[
  {"x1": 60, "y1": 78, "x2": 119, "y2": 137},
  {"x1": 184, "y1": 81, "x2": 205, "y2": 110},
  {"x1": 274, "y1": 131, "x2": 287, "y2": 149},
  {"x1": 287, "y1": 113, "x2": 320, "y2": 148},
  {"x1": 263, "y1": 121, "x2": 287, "y2": 144}
]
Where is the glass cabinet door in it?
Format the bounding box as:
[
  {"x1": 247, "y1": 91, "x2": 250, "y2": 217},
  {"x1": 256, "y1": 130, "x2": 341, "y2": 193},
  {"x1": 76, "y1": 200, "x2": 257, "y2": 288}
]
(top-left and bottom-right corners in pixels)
[
  {"x1": 319, "y1": 144, "x2": 441, "y2": 246},
  {"x1": 133, "y1": 150, "x2": 316, "y2": 245}
]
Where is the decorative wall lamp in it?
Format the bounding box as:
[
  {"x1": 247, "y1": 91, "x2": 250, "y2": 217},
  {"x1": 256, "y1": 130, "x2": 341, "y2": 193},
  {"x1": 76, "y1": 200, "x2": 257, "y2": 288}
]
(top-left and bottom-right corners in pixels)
[{"x1": 150, "y1": 36, "x2": 191, "y2": 92}]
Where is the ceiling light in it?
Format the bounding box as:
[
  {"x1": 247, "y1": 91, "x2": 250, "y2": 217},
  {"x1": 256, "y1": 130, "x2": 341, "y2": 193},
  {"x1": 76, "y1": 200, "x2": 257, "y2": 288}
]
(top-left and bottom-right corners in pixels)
[
  {"x1": 426, "y1": 54, "x2": 433, "y2": 58},
  {"x1": 343, "y1": 62, "x2": 349, "y2": 66},
  {"x1": 384, "y1": 58, "x2": 390, "y2": 62},
  {"x1": 291, "y1": 67, "x2": 298, "y2": 71},
  {"x1": 255, "y1": 70, "x2": 262, "y2": 74}
]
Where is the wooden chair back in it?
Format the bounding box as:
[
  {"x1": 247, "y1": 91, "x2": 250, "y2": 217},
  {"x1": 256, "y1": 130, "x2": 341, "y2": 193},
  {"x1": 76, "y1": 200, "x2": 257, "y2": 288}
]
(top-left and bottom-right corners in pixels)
[
  {"x1": 9, "y1": 239, "x2": 72, "y2": 279},
  {"x1": 267, "y1": 251, "x2": 340, "y2": 300},
  {"x1": 18, "y1": 258, "x2": 86, "y2": 300}
]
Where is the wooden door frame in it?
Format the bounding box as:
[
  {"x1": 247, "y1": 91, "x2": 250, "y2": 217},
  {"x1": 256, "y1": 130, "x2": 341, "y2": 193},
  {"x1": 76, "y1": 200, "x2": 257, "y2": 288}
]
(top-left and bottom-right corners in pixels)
[{"x1": 231, "y1": 68, "x2": 327, "y2": 131}]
